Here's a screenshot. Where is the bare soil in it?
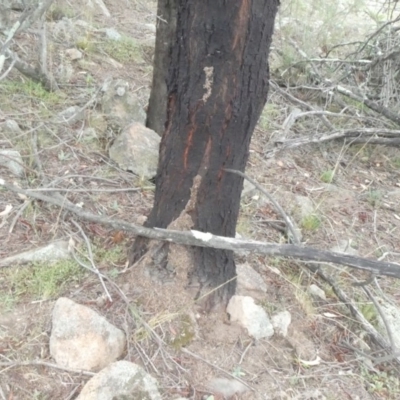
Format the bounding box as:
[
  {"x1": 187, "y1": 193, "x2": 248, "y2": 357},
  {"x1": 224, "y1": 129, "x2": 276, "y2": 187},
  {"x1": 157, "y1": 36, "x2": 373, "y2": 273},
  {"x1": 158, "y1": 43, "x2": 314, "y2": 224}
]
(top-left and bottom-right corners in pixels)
[{"x1": 1, "y1": 1, "x2": 400, "y2": 399}]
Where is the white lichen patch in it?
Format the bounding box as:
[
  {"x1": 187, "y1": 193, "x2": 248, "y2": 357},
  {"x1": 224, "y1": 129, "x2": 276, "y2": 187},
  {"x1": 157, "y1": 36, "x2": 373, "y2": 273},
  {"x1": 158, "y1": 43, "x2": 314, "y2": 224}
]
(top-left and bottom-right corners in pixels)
[
  {"x1": 191, "y1": 230, "x2": 213, "y2": 242},
  {"x1": 202, "y1": 66, "x2": 214, "y2": 103}
]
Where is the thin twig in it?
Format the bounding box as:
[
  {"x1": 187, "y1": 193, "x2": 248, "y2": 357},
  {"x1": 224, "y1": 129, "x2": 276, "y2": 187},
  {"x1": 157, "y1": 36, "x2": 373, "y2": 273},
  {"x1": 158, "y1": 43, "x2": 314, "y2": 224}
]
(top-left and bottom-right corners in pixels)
[
  {"x1": 27, "y1": 187, "x2": 149, "y2": 193},
  {"x1": 270, "y1": 80, "x2": 333, "y2": 130},
  {"x1": 0, "y1": 384, "x2": 5, "y2": 400},
  {"x1": 8, "y1": 200, "x2": 31, "y2": 235},
  {"x1": 181, "y1": 348, "x2": 254, "y2": 391},
  {"x1": 0, "y1": 360, "x2": 95, "y2": 376},
  {"x1": 70, "y1": 220, "x2": 112, "y2": 302},
  {"x1": 363, "y1": 286, "x2": 397, "y2": 354},
  {"x1": 224, "y1": 168, "x2": 301, "y2": 244}
]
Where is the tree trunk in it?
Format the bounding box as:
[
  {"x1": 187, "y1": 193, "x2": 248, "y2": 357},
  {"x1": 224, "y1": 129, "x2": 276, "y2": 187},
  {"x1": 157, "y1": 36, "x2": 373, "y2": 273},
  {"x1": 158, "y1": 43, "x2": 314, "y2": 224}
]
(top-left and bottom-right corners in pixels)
[
  {"x1": 146, "y1": 0, "x2": 178, "y2": 135},
  {"x1": 130, "y1": 0, "x2": 279, "y2": 308}
]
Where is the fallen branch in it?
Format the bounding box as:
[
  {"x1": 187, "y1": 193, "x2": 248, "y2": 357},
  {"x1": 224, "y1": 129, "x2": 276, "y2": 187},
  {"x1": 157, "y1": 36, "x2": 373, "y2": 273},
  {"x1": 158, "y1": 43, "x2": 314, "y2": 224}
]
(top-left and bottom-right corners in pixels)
[
  {"x1": 230, "y1": 170, "x2": 400, "y2": 366},
  {"x1": 4, "y1": 48, "x2": 58, "y2": 91},
  {"x1": 269, "y1": 80, "x2": 333, "y2": 130},
  {"x1": 2, "y1": 180, "x2": 400, "y2": 279},
  {"x1": 267, "y1": 128, "x2": 400, "y2": 156},
  {"x1": 334, "y1": 84, "x2": 400, "y2": 126}
]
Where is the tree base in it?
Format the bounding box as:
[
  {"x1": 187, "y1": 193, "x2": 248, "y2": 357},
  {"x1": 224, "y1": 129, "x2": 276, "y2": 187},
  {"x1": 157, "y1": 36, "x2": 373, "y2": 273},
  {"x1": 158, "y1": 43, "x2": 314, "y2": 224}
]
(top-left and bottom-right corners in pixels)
[{"x1": 129, "y1": 205, "x2": 236, "y2": 311}]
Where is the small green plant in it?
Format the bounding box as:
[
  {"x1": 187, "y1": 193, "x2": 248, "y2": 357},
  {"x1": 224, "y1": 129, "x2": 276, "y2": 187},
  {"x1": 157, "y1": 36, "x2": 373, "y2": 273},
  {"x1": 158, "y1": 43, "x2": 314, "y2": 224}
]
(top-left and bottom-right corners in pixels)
[
  {"x1": 301, "y1": 214, "x2": 321, "y2": 231},
  {"x1": 76, "y1": 33, "x2": 96, "y2": 52},
  {"x1": 361, "y1": 366, "x2": 400, "y2": 396},
  {"x1": 169, "y1": 314, "x2": 195, "y2": 350},
  {"x1": 93, "y1": 243, "x2": 124, "y2": 265},
  {"x1": 2, "y1": 79, "x2": 62, "y2": 105},
  {"x1": 367, "y1": 189, "x2": 382, "y2": 208},
  {"x1": 232, "y1": 366, "x2": 246, "y2": 378},
  {"x1": 258, "y1": 103, "x2": 281, "y2": 130},
  {"x1": 108, "y1": 268, "x2": 119, "y2": 279},
  {"x1": 260, "y1": 299, "x2": 279, "y2": 315},
  {"x1": 0, "y1": 293, "x2": 16, "y2": 312},
  {"x1": 391, "y1": 157, "x2": 400, "y2": 169},
  {"x1": 57, "y1": 150, "x2": 72, "y2": 161},
  {"x1": 360, "y1": 302, "x2": 378, "y2": 326},
  {"x1": 101, "y1": 37, "x2": 143, "y2": 63},
  {"x1": 320, "y1": 169, "x2": 335, "y2": 183},
  {"x1": 32, "y1": 390, "x2": 49, "y2": 400},
  {"x1": 6, "y1": 259, "x2": 85, "y2": 300}
]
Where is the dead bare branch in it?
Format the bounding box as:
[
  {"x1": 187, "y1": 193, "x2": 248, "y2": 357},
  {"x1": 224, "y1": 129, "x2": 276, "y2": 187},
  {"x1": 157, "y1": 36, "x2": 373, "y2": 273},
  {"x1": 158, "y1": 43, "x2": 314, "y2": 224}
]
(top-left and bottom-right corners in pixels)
[
  {"x1": 267, "y1": 128, "x2": 400, "y2": 156},
  {"x1": 269, "y1": 80, "x2": 334, "y2": 130},
  {"x1": 2, "y1": 180, "x2": 400, "y2": 279},
  {"x1": 225, "y1": 168, "x2": 301, "y2": 243},
  {"x1": 17, "y1": 0, "x2": 56, "y2": 34},
  {"x1": 0, "y1": 360, "x2": 95, "y2": 376},
  {"x1": 70, "y1": 219, "x2": 112, "y2": 302},
  {"x1": 4, "y1": 48, "x2": 58, "y2": 91},
  {"x1": 334, "y1": 84, "x2": 400, "y2": 126},
  {"x1": 0, "y1": 0, "x2": 58, "y2": 90}
]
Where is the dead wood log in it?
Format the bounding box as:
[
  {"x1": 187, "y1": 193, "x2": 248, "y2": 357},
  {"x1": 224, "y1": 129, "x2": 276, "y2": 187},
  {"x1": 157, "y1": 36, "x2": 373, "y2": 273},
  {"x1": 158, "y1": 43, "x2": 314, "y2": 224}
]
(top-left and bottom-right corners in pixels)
[{"x1": 2, "y1": 180, "x2": 400, "y2": 279}]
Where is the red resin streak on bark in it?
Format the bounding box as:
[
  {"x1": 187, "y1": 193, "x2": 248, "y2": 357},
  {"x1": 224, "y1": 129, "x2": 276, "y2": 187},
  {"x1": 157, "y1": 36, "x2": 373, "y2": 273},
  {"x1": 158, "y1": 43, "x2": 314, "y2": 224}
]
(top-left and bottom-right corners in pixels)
[
  {"x1": 183, "y1": 127, "x2": 195, "y2": 170},
  {"x1": 232, "y1": 0, "x2": 250, "y2": 51}
]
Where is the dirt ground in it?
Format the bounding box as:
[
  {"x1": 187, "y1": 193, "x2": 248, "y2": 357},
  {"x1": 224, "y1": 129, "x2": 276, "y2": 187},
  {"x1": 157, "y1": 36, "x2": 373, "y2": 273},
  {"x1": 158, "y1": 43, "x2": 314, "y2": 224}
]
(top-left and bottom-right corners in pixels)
[{"x1": 1, "y1": 0, "x2": 400, "y2": 399}]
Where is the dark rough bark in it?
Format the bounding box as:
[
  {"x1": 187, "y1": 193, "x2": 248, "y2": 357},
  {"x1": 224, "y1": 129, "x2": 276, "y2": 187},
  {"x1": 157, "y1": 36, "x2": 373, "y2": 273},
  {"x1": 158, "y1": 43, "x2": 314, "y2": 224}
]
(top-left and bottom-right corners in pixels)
[
  {"x1": 146, "y1": 0, "x2": 178, "y2": 135},
  {"x1": 130, "y1": 0, "x2": 280, "y2": 307}
]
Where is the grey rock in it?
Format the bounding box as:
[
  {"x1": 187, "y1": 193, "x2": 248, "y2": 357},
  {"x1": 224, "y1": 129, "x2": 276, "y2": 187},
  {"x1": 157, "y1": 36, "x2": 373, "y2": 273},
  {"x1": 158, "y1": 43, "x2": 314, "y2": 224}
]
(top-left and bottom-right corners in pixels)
[
  {"x1": 50, "y1": 298, "x2": 126, "y2": 371},
  {"x1": 103, "y1": 28, "x2": 122, "y2": 40},
  {"x1": 241, "y1": 179, "x2": 257, "y2": 199},
  {"x1": 101, "y1": 79, "x2": 146, "y2": 130},
  {"x1": 296, "y1": 389, "x2": 326, "y2": 400},
  {"x1": 271, "y1": 311, "x2": 291, "y2": 337},
  {"x1": 109, "y1": 122, "x2": 160, "y2": 180},
  {"x1": 0, "y1": 119, "x2": 22, "y2": 135},
  {"x1": 286, "y1": 330, "x2": 317, "y2": 361},
  {"x1": 81, "y1": 127, "x2": 98, "y2": 139},
  {"x1": 308, "y1": 284, "x2": 326, "y2": 301},
  {"x1": 87, "y1": 112, "x2": 108, "y2": 137},
  {"x1": 76, "y1": 361, "x2": 161, "y2": 400},
  {"x1": 143, "y1": 23, "x2": 156, "y2": 33},
  {"x1": 0, "y1": 240, "x2": 70, "y2": 267},
  {"x1": 236, "y1": 263, "x2": 267, "y2": 300},
  {"x1": 227, "y1": 295, "x2": 274, "y2": 340},
  {"x1": 206, "y1": 377, "x2": 248, "y2": 398},
  {"x1": 376, "y1": 298, "x2": 400, "y2": 349},
  {"x1": 58, "y1": 106, "x2": 85, "y2": 125},
  {"x1": 65, "y1": 48, "x2": 82, "y2": 60},
  {"x1": 0, "y1": 149, "x2": 24, "y2": 176},
  {"x1": 55, "y1": 61, "x2": 74, "y2": 83}
]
